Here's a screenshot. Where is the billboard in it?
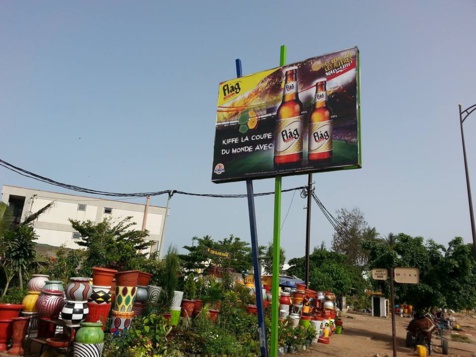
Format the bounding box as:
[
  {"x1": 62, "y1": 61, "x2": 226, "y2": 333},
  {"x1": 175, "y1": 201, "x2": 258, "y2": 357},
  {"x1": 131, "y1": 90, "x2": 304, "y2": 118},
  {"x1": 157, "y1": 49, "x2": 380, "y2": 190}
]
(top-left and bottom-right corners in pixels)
[{"x1": 212, "y1": 47, "x2": 361, "y2": 183}]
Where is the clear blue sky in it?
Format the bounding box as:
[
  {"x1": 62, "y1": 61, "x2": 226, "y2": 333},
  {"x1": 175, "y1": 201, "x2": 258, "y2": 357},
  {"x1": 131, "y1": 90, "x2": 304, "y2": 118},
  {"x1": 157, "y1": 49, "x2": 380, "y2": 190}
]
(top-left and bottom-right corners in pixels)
[{"x1": 1, "y1": 1, "x2": 475, "y2": 261}]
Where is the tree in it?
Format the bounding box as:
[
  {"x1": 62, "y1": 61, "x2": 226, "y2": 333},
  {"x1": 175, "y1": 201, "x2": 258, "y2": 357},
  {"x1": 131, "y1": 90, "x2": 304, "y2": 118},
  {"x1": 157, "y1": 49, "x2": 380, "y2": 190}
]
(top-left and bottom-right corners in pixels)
[
  {"x1": 0, "y1": 201, "x2": 53, "y2": 294},
  {"x1": 180, "y1": 235, "x2": 254, "y2": 275},
  {"x1": 331, "y1": 207, "x2": 379, "y2": 266},
  {"x1": 363, "y1": 233, "x2": 476, "y2": 312},
  {"x1": 260, "y1": 243, "x2": 285, "y2": 275},
  {"x1": 287, "y1": 246, "x2": 368, "y2": 296},
  {"x1": 70, "y1": 216, "x2": 152, "y2": 275}
]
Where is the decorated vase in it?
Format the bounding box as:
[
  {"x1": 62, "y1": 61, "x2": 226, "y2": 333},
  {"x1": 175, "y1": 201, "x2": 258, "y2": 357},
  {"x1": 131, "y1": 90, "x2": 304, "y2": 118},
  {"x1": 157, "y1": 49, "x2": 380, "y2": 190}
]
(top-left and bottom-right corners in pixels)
[
  {"x1": 8, "y1": 316, "x2": 30, "y2": 355},
  {"x1": 110, "y1": 310, "x2": 134, "y2": 336},
  {"x1": 65, "y1": 277, "x2": 93, "y2": 302},
  {"x1": 147, "y1": 285, "x2": 161, "y2": 304},
  {"x1": 42, "y1": 280, "x2": 64, "y2": 293},
  {"x1": 74, "y1": 321, "x2": 104, "y2": 357},
  {"x1": 61, "y1": 300, "x2": 89, "y2": 327},
  {"x1": 89, "y1": 285, "x2": 112, "y2": 304},
  {"x1": 22, "y1": 291, "x2": 41, "y2": 313},
  {"x1": 113, "y1": 286, "x2": 137, "y2": 313},
  {"x1": 85, "y1": 302, "x2": 111, "y2": 330},
  {"x1": 36, "y1": 290, "x2": 65, "y2": 319},
  {"x1": 27, "y1": 274, "x2": 50, "y2": 292}
]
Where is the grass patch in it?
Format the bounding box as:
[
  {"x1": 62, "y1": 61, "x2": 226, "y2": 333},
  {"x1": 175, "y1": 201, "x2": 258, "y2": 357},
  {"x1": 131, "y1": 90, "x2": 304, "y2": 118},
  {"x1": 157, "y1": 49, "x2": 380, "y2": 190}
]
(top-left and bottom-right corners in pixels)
[{"x1": 451, "y1": 334, "x2": 471, "y2": 343}]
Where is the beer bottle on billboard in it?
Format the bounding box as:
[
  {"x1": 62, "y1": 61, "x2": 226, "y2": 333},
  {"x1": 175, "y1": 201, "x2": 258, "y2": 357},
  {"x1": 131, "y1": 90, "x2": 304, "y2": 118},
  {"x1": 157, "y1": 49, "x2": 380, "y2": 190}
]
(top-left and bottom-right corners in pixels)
[
  {"x1": 308, "y1": 80, "x2": 332, "y2": 162},
  {"x1": 274, "y1": 67, "x2": 303, "y2": 167}
]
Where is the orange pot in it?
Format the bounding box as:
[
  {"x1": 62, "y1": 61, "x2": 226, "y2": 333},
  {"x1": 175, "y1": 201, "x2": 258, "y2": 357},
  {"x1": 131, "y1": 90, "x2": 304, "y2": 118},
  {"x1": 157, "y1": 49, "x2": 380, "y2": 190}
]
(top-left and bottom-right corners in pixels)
[{"x1": 92, "y1": 267, "x2": 118, "y2": 287}]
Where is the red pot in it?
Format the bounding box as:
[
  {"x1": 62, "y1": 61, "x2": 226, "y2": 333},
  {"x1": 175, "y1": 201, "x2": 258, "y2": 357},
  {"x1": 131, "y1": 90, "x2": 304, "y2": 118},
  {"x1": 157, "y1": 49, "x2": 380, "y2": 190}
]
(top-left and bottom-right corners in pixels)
[
  {"x1": 207, "y1": 309, "x2": 219, "y2": 322},
  {"x1": 92, "y1": 267, "x2": 118, "y2": 287},
  {"x1": 0, "y1": 304, "x2": 24, "y2": 320},
  {"x1": 137, "y1": 272, "x2": 153, "y2": 286},
  {"x1": 8, "y1": 316, "x2": 30, "y2": 355},
  {"x1": 181, "y1": 299, "x2": 195, "y2": 318},
  {"x1": 193, "y1": 299, "x2": 202, "y2": 317},
  {"x1": 115, "y1": 270, "x2": 139, "y2": 287},
  {"x1": 246, "y1": 305, "x2": 258, "y2": 315},
  {"x1": 0, "y1": 320, "x2": 12, "y2": 351},
  {"x1": 85, "y1": 302, "x2": 111, "y2": 331}
]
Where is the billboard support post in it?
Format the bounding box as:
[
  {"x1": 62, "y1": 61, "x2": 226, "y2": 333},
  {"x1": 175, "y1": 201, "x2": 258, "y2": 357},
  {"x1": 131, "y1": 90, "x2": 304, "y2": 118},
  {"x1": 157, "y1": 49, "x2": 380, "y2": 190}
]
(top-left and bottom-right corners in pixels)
[
  {"x1": 270, "y1": 45, "x2": 287, "y2": 357},
  {"x1": 236, "y1": 59, "x2": 268, "y2": 357}
]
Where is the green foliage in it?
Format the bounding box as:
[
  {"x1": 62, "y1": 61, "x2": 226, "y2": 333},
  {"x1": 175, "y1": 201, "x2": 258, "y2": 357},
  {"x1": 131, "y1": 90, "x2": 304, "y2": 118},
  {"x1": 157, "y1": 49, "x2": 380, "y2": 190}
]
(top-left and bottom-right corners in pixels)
[
  {"x1": 180, "y1": 235, "x2": 253, "y2": 274},
  {"x1": 0, "y1": 286, "x2": 27, "y2": 304},
  {"x1": 40, "y1": 245, "x2": 86, "y2": 282},
  {"x1": 363, "y1": 234, "x2": 476, "y2": 312},
  {"x1": 331, "y1": 207, "x2": 379, "y2": 266},
  {"x1": 70, "y1": 216, "x2": 152, "y2": 274},
  {"x1": 260, "y1": 242, "x2": 286, "y2": 275},
  {"x1": 288, "y1": 247, "x2": 369, "y2": 296},
  {"x1": 182, "y1": 273, "x2": 197, "y2": 300}
]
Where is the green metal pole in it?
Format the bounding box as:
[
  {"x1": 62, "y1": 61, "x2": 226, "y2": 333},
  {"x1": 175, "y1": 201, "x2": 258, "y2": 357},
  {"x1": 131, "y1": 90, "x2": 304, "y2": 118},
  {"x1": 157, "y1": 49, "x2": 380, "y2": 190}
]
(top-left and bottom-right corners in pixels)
[{"x1": 270, "y1": 45, "x2": 286, "y2": 357}]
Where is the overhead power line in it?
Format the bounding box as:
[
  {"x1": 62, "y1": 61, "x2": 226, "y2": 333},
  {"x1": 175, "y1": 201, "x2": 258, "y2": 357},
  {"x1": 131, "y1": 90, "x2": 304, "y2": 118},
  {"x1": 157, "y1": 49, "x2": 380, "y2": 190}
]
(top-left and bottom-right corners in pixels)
[{"x1": 0, "y1": 158, "x2": 305, "y2": 199}]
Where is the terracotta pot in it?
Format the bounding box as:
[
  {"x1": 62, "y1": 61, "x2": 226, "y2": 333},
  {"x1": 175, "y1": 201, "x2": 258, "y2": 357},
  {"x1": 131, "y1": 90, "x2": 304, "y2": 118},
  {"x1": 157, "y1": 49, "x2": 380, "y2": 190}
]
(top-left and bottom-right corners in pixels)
[
  {"x1": 207, "y1": 309, "x2": 219, "y2": 322},
  {"x1": 181, "y1": 299, "x2": 195, "y2": 318},
  {"x1": 36, "y1": 290, "x2": 65, "y2": 319},
  {"x1": 115, "y1": 270, "x2": 139, "y2": 287},
  {"x1": 7, "y1": 316, "x2": 30, "y2": 355},
  {"x1": 46, "y1": 337, "x2": 69, "y2": 348},
  {"x1": 0, "y1": 320, "x2": 12, "y2": 351},
  {"x1": 22, "y1": 291, "x2": 41, "y2": 313},
  {"x1": 27, "y1": 274, "x2": 50, "y2": 292},
  {"x1": 295, "y1": 283, "x2": 307, "y2": 291},
  {"x1": 193, "y1": 299, "x2": 202, "y2": 317},
  {"x1": 162, "y1": 313, "x2": 171, "y2": 323},
  {"x1": 85, "y1": 302, "x2": 111, "y2": 330},
  {"x1": 279, "y1": 292, "x2": 291, "y2": 305},
  {"x1": 0, "y1": 304, "x2": 24, "y2": 320},
  {"x1": 137, "y1": 271, "x2": 153, "y2": 286},
  {"x1": 66, "y1": 277, "x2": 93, "y2": 302},
  {"x1": 92, "y1": 267, "x2": 118, "y2": 287},
  {"x1": 246, "y1": 305, "x2": 258, "y2": 315}
]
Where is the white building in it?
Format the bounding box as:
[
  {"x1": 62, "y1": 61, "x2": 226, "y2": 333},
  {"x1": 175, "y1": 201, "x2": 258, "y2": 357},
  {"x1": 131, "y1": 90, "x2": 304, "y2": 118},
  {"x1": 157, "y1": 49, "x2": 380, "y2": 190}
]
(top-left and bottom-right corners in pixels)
[{"x1": 1, "y1": 185, "x2": 167, "y2": 253}]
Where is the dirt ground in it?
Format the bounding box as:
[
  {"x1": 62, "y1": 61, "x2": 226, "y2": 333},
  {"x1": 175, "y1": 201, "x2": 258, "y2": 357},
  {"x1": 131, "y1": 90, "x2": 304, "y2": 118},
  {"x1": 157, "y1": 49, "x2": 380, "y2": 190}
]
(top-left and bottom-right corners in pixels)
[{"x1": 284, "y1": 311, "x2": 476, "y2": 357}]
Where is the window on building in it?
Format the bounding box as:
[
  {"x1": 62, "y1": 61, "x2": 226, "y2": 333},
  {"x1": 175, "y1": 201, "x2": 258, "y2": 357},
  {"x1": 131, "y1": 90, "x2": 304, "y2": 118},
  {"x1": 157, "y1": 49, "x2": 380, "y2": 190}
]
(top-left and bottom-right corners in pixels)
[
  {"x1": 77, "y1": 204, "x2": 87, "y2": 211},
  {"x1": 104, "y1": 207, "x2": 112, "y2": 214},
  {"x1": 72, "y1": 232, "x2": 81, "y2": 239}
]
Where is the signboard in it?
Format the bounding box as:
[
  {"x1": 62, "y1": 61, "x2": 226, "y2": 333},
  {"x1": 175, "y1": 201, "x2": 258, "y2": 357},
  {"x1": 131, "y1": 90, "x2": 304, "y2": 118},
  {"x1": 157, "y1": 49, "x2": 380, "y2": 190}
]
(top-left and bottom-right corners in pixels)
[
  {"x1": 371, "y1": 268, "x2": 388, "y2": 280},
  {"x1": 207, "y1": 248, "x2": 231, "y2": 259},
  {"x1": 212, "y1": 47, "x2": 361, "y2": 183},
  {"x1": 394, "y1": 267, "x2": 419, "y2": 284}
]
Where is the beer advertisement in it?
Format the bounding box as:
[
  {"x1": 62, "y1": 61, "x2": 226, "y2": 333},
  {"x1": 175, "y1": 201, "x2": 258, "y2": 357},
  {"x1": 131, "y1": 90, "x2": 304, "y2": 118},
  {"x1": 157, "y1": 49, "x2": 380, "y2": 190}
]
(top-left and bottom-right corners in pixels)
[{"x1": 212, "y1": 47, "x2": 361, "y2": 183}]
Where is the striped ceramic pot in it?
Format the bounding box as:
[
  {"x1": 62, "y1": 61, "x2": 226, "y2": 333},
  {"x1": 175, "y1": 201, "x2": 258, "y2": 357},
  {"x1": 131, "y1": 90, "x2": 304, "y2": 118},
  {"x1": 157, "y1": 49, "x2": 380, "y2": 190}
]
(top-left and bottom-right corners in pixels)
[
  {"x1": 65, "y1": 277, "x2": 93, "y2": 302},
  {"x1": 36, "y1": 290, "x2": 65, "y2": 319},
  {"x1": 27, "y1": 274, "x2": 50, "y2": 292}
]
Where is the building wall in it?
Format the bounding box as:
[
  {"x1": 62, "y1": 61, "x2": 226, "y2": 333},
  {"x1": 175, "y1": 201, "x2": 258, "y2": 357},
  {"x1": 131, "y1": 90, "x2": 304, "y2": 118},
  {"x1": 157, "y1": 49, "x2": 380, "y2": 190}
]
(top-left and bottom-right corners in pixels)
[{"x1": 1, "y1": 185, "x2": 167, "y2": 250}]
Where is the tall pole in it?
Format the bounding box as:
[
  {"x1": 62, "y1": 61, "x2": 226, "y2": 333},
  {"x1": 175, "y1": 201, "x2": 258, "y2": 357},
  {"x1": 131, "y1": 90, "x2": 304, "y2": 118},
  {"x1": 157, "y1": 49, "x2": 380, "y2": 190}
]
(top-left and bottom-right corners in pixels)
[
  {"x1": 157, "y1": 190, "x2": 175, "y2": 259},
  {"x1": 459, "y1": 104, "x2": 476, "y2": 255},
  {"x1": 304, "y1": 174, "x2": 312, "y2": 286}
]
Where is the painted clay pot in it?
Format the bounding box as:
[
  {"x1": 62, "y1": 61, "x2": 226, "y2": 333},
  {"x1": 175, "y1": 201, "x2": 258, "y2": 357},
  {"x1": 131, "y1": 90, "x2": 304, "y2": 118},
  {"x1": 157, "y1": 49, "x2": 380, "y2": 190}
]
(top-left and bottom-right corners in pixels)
[
  {"x1": 65, "y1": 277, "x2": 93, "y2": 302},
  {"x1": 113, "y1": 286, "x2": 137, "y2": 313},
  {"x1": 0, "y1": 320, "x2": 12, "y2": 351},
  {"x1": 110, "y1": 311, "x2": 134, "y2": 336},
  {"x1": 137, "y1": 271, "x2": 153, "y2": 286},
  {"x1": 134, "y1": 285, "x2": 148, "y2": 303},
  {"x1": 92, "y1": 267, "x2": 117, "y2": 287},
  {"x1": 22, "y1": 291, "x2": 41, "y2": 313},
  {"x1": 85, "y1": 302, "x2": 111, "y2": 330},
  {"x1": 27, "y1": 274, "x2": 49, "y2": 292},
  {"x1": 147, "y1": 285, "x2": 162, "y2": 304},
  {"x1": 74, "y1": 322, "x2": 104, "y2": 357},
  {"x1": 132, "y1": 302, "x2": 145, "y2": 316},
  {"x1": 170, "y1": 290, "x2": 183, "y2": 309},
  {"x1": 42, "y1": 280, "x2": 64, "y2": 292},
  {"x1": 0, "y1": 304, "x2": 24, "y2": 320},
  {"x1": 7, "y1": 316, "x2": 30, "y2": 355},
  {"x1": 37, "y1": 290, "x2": 65, "y2": 319},
  {"x1": 89, "y1": 285, "x2": 112, "y2": 304},
  {"x1": 61, "y1": 300, "x2": 89, "y2": 327},
  {"x1": 207, "y1": 309, "x2": 219, "y2": 323},
  {"x1": 115, "y1": 270, "x2": 139, "y2": 287}
]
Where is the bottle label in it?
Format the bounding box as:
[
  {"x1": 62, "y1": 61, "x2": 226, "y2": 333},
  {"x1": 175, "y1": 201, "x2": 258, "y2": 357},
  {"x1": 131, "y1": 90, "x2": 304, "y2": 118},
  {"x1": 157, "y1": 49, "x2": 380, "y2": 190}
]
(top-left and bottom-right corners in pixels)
[
  {"x1": 315, "y1": 91, "x2": 327, "y2": 103},
  {"x1": 275, "y1": 115, "x2": 303, "y2": 156},
  {"x1": 309, "y1": 121, "x2": 332, "y2": 153},
  {"x1": 284, "y1": 81, "x2": 297, "y2": 95}
]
